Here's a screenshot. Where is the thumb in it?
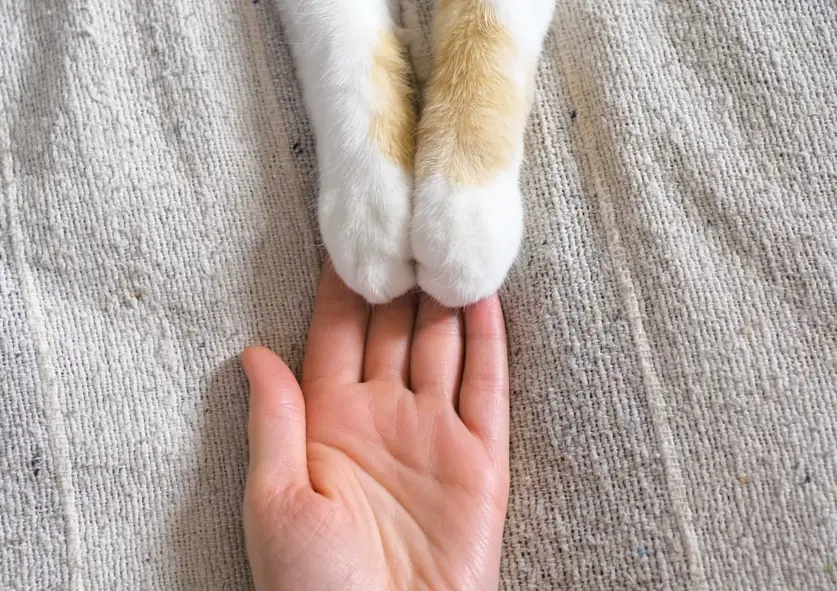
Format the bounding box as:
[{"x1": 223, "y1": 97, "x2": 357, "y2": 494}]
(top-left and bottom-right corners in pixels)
[{"x1": 241, "y1": 346, "x2": 308, "y2": 487}]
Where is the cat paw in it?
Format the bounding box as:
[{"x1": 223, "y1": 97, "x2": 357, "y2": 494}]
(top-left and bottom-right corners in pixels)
[
  {"x1": 319, "y1": 172, "x2": 416, "y2": 305},
  {"x1": 411, "y1": 172, "x2": 523, "y2": 308}
]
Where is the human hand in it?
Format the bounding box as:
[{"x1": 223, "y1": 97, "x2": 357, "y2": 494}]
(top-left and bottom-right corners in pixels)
[{"x1": 241, "y1": 261, "x2": 510, "y2": 590}]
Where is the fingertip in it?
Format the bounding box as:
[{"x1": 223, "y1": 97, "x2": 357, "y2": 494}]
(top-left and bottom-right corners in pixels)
[
  {"x1": 241, "y1": 345, "x2": 271, "y2": 373},
  {"x1": 463, "y1": 295, "x2": 506, "y2": 341},
  {"x1": 241, "y1": 347, "x2": 261, "y2": 382},
  {"x1": 241, "y1": 346, "x2": 297, "y2": 390},
  {"x1": 410, "y1": 294, "x2": 464, "y2": 400},
  {"x1": 363, "y1": 293, "x2": 417, "y2": 384},
  {"x1": 458, "y1": 294, "x2": 509, "y2": 451},
  {"x1": 303, "y1": 258, "x2": 369, "y2": 387},
  {"x1": 317, "y1": 258, "x2": 364, "y2": 307},
  {"x1": 242, "y1": 344, "x2": 275, "y2": 371},
  {"x1": 241, "y1": 346, "x2": 308, "y2": 484}
]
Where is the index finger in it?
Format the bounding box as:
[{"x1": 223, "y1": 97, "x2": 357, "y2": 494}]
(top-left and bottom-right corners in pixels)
[
  {"x1": 302, "y1": 259, "x2": 369, "y2": 389},
  {"x1": 456, "y1": 295, "x2": 509, "y2": 454}
]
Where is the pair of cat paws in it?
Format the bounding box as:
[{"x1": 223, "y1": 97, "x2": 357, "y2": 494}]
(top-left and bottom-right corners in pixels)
[
  {"x1": 301, "y1": 1, "x2": 546, "y2": 307},
  {"x1": 320, "y1": 163, "x2": 523, "y2": 308},
  {"x1": 317, "y1": 52, "x2": 526, "y2": 308},
  {"x1": 280, "y1": 0, "x2": 555, "y2": 306}
]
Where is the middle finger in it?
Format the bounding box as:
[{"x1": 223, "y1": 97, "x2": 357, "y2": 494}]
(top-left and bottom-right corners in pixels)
[{"x1": 363, "y1": 293, "x2": 418, "y2": 384}]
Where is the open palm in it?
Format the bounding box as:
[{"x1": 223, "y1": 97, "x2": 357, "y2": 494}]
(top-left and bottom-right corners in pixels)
[{"x1": 242, "y1": 262, "x2": 509, "y2": 591}]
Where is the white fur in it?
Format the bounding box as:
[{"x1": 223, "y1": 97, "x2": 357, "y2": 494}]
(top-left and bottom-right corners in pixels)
[
  {"x1": 411, "y1": 0, "x2": 555, "y2": 307},
  {"x1": 412, "y1": 168, "x2": 524, "y2": 306},
  {"x1": 277, "y1": 0, "x2": 556, "y2": 306},
  {"x1": 277, "y1": 0, "x2": 415, "y2": 303}
]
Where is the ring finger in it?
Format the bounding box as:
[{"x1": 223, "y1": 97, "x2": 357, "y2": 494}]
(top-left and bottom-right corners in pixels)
[{"x1": 410, "y1": 295, "x2": 464, "y2": 404}]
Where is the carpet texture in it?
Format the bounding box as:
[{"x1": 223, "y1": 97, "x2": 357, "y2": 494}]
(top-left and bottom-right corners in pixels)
[{"x1": 2, "y1": 0, "x2": 837, "y2": 589}]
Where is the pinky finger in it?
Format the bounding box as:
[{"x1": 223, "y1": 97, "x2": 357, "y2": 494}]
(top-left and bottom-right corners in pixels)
[{"x1": 457, "y1": 296, "x2": 509, "y2": 455}]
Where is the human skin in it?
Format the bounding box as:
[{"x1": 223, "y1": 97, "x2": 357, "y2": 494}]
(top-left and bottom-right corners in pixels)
[{"x1": 241, "y1": 261, "x2": 510, "y2": 590}]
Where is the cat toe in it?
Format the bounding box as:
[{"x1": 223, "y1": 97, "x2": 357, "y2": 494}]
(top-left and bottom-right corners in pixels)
[{"x1": 411, "y1": 174, "x2": 523, "y2": 308}]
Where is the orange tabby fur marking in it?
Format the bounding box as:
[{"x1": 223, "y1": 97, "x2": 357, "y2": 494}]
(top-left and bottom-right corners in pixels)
[
  {"x1": 371, "y1": 31, "x2": 417, "y2": 172},
  {"x1": 416, "y1": 0, "x2": 526, "y2": 186}
]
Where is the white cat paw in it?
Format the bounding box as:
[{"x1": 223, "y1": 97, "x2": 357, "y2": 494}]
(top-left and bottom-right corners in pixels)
[
  {"x1": 319, "y1": 169, "x2": 416, "y2": 305},
  {"x1": 411, "y1": 173, "x2": 523, "y2": 308}
]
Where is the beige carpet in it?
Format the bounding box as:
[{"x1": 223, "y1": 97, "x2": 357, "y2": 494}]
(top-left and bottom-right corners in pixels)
[{"x1": 2, "y1": 0, "x2": 837, "y2": 588}]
